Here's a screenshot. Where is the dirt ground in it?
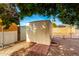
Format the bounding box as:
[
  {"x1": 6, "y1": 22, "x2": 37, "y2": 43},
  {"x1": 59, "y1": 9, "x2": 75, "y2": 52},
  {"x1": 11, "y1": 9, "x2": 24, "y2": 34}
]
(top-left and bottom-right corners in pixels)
[
  {"x1": 0, "y1": 41, "x2": 30, "y2": 56},
  {"x1": 10, "y1": 38, "x2": 79, "y2": 56},
  {"x1": 48, "y1": 38, "x2": 79, "y2": 56}
]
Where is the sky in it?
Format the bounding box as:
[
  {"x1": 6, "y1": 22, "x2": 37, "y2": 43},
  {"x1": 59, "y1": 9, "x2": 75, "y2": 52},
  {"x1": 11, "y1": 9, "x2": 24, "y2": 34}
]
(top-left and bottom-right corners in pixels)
[
  {"x1": 20, "y1": 14, "x2": 63, "y2": 26},
  {"x1": 16, "y1": 6, "x2": 63, "y2": 26}
]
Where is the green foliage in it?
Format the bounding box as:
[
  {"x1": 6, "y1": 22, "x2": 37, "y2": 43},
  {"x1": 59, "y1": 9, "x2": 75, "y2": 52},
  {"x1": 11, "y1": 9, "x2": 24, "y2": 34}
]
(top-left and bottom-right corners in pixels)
[
  {"x1": 0, "y1": 4, "x2": 19, "y2": 29},
  {"x1": 17, "y1": 3, "x2": 57, "y2": 19},
  {"x1": 0, "y1": 3, "x2": 79, "y2": 29},
  {"x1": 57, "y1": 4, "x2": 79, "y2": 28},
  {"x1": 52, "y1": 22, "x2": 57, "y2": 28},
  {"x1": 17, "y1": 3, "x2": 79, "y2": 28}
]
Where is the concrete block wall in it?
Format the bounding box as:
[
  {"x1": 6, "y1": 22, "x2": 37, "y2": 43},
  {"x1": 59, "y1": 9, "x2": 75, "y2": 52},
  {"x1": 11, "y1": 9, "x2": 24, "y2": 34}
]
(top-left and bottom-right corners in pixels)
[
  {"x1": 0, "y1": 31, "x2": 17, "y2": 46},
  {"x1": 20, "y1": 26, "x2": 26, "y2": 41}
]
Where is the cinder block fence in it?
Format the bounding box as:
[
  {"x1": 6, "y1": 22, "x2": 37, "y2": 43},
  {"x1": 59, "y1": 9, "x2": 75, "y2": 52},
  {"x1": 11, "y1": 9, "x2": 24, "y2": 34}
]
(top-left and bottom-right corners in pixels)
[{"x1": 0, "y1": 31, "x2": 17, "y2": 46}]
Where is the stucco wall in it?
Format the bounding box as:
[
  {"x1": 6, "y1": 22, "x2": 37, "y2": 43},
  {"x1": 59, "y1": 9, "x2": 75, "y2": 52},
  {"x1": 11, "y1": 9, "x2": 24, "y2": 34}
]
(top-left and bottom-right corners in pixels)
[
  {"x1": 26, "y1": 21, "x2": 51, "y2": 45},
  {"x1": 52, "y1": 27, "x2": 79, "y2": 39},
  {"x1": 72, "y1": 29, "x2": 79, "y2": 38},
  {"x1": 0, "y1": 31, "x2": 17, "y2": 46}
]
